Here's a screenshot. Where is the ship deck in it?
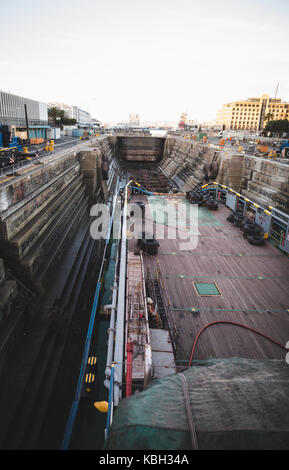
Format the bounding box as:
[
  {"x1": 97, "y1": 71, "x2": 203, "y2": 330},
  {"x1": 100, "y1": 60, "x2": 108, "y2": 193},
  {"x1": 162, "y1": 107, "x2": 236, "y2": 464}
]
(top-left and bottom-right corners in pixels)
[{"x1": 128, "y1": 193, "x2": 289, "y2": 365}]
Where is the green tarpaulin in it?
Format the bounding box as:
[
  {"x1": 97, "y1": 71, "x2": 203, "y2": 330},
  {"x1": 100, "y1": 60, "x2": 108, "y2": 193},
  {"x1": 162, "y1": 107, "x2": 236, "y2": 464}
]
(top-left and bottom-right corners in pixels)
[{"x1": 105, "y1": 358, "x2": 289, "y2": 450}]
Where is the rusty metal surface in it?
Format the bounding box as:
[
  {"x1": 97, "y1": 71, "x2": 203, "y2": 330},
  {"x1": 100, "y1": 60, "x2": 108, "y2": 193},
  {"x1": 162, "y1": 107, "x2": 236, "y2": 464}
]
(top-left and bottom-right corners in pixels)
[{"x1": 126, "y1": 252, "x2": 151, "y2": 381}]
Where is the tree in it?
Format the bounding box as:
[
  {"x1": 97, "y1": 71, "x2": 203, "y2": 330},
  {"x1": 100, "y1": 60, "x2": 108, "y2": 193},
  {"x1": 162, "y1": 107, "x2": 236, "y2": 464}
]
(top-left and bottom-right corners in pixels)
[
  {"x1": 48, "y1": 107, "x2": 77, "y2": 126},
  {"x1": 61, "y1": 116, "x2": 77, "y2": 125},
  {"x1": 264, "y1": 112, "x2": 274, "y2": 123},
  {"x1": 48, "y1": 106, "x2": 61, "y2": 126},
  {"x1": 264, "y1": 119, "x2": 289, "y2": 137}
]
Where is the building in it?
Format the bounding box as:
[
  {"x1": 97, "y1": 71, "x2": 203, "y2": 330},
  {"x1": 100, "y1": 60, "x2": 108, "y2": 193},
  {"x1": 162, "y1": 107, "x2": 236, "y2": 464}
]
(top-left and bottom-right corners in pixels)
[
  {"x1": 75, "y1": 107, "x2": 91, "y2": 126},
  {"x1": 91, "y1": 118, "x2": 101, "y2": 130},
  {"x1": 48, "y1": 102, "x2": 74, "y2": 119},
  {"x1": 48, "y1": 102, "x2": 92, "y2": 127},
  {"x1": 216, "y1": 94, "x2": 289, "y2": 131},
  {"x1": 129, "y1": 113, "x2": 140, "y2": 126},
  {"x1": 0, "y1": 90, "x2": 49, "y2": 140}
]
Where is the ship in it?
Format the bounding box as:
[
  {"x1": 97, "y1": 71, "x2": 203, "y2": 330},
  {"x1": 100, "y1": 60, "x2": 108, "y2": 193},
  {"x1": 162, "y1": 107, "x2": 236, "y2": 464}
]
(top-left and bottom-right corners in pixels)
[
  {"x1": 0, "y1": 132, "x2": 288, "y2": 450},
  {"x1": 79, "y1": 133, "x2": 289, "y2": 451}
]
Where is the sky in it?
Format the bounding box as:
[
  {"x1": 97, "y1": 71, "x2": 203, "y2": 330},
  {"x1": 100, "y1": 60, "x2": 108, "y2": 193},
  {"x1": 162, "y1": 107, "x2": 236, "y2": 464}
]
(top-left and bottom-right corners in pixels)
[{"x1": 1, "y1": 0, "x2": 289, "y2": 124}]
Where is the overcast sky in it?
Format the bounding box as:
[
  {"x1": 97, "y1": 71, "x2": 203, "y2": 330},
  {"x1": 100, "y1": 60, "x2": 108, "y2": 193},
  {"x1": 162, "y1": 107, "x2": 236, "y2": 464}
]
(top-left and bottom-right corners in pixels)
[{"x1": 1, "y1": 0, "x2": 289, "y2": 123}]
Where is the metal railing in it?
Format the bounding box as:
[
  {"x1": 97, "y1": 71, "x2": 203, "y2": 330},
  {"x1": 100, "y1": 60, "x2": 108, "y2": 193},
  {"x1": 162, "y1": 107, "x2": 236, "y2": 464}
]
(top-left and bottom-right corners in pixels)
[
  {"x1": 0, "y1": 138, "x2": 96, "y2": 179},
  {"x1": 200, "y1": 181, "x2": 289, "y2": 254}
]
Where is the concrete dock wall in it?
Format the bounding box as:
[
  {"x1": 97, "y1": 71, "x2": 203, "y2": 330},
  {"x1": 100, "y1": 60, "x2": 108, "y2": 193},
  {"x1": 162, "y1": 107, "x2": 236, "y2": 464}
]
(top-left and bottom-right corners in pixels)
[
  {"x1": 160, "y1": 136, "x2": 289, "y2": 213},
  {"x1": 0, "y1": 136, "x2": 118, "y2": 291}
]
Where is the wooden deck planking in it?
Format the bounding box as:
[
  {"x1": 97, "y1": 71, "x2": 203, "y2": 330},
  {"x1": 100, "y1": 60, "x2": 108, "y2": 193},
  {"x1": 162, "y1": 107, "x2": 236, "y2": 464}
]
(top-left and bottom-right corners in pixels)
[{"x1": 128, "y1": 194, "x2": 289, "y2": 362}]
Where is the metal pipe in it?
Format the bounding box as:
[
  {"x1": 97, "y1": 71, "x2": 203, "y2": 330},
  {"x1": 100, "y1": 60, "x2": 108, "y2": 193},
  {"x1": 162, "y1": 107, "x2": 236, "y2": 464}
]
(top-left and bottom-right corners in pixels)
[
  {"x1": 104, "y1": 202, "x2": 121, "y2": 384},
  {"x1": 105, "y1": 363, "x2": 115, "y2": 440},
  {"x1": 126, "y1": 342, "x2": 133, "y2": 397},
  {"x1": 24, "y1": 104, "x2": 30, "y2": 140},
  {"x1": 271, "y1": 207, "x2": 289, "y2": 221},
  {"x1": 113, "y1": 180, "x2": 132, "y2": 406}
]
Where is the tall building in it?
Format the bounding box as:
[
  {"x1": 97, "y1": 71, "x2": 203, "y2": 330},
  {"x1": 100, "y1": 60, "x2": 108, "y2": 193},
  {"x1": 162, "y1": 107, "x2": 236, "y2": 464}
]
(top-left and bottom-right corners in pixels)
[
  {"x1": 0, "y1": 90, "x2": 49, "y2": 139},
  {"x1": 216, "y1": 94, "x2": 289, "y2": 131}
]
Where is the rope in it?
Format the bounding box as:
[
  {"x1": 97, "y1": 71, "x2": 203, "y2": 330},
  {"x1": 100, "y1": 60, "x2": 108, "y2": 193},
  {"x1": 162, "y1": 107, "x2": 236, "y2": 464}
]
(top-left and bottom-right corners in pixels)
[{"x1": 179, "y1": 373, "x2": 198, "y2": 450}]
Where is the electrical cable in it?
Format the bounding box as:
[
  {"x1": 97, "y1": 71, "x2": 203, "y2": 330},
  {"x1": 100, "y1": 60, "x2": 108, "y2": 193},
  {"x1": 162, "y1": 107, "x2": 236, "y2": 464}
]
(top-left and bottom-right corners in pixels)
[{"x1": 188, "y1": 320, "x2": 289, "y2": 367}]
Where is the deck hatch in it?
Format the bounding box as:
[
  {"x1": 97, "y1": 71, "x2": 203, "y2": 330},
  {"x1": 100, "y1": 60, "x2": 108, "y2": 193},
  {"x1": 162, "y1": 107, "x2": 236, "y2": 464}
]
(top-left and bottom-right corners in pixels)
[{"x1": 194, "y1": 282, "x2": 221, "y2": 296}]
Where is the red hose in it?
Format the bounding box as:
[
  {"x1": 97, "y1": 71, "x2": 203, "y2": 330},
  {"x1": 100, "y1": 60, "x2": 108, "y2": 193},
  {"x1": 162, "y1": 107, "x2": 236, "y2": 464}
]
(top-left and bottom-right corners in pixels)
[
  {"x1": 126, "y1": 342, "x2": 134, "y2": 397},
  {"x1": 189, "y1": 320, "x2": 289, "y2": 367}
]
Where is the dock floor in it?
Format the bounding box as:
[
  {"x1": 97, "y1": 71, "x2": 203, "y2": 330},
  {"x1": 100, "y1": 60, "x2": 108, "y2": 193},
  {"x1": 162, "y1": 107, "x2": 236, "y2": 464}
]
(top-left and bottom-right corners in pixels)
[{"x1": 128, "y1": 194, "x2": 289, "y2": 365}]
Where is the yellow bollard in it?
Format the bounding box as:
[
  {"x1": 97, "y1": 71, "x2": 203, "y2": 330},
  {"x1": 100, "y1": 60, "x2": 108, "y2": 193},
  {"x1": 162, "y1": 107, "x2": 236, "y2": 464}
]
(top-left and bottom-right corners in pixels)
[
  {"x1": 94, "y1": 401, "x2": 109, "y2": 413},
  {"x1": 23, "y1": 147, "x2": 28, "y2": 153},
  {"x1": 238, "y1": 146, "x2": 243, "y2": 151}
]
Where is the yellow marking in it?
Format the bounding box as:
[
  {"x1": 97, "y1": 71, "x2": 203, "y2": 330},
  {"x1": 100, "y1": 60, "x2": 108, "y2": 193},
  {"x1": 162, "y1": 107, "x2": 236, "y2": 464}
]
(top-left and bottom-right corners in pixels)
[
  {"x1": 253, "y1": 203, "x2": 260, "y2": 208},
  {"x1": 0, "y1": 176, "x2": 15, "y2": 184},
  {"x1": 88, "y1": 356, "x2": 97, "y2": 365},
  {"x1": 0, "y1": 146, "x2": 18, "y2": 152},
  {"x1": 85, "y1": 373, "x2": 95, "y2": 384}
]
